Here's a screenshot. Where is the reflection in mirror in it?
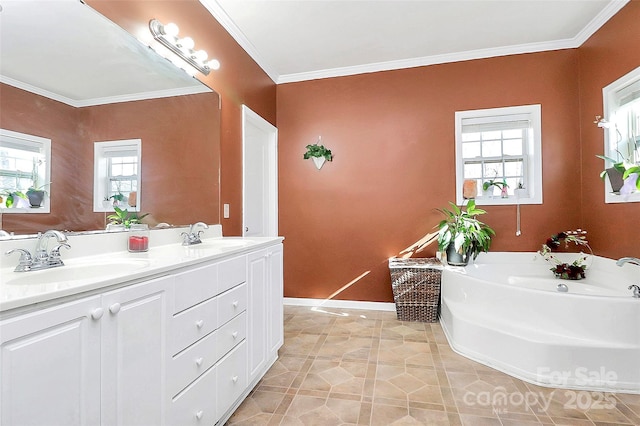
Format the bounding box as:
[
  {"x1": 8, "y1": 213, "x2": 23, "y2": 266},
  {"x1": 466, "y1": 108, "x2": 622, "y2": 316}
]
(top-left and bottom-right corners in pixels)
[
  {"x1": 0, "y1": 0, "x2": 221, "y2": 235},
  {"x1": 602, "y1": 65, "x2": 640, "y2": 203}
]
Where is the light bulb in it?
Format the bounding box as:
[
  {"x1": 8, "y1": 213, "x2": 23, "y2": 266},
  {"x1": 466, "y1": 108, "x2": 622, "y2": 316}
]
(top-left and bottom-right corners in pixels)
[
  {"x1": 193, "y1": 50, "x2": 208, "y2": 62},
  {"x1": 206, "y1": 59, "x2": 220, "y2": 70},
  {"x1": 163, "y1": 22, "x2": 179, "y2": 37},
  {"x1": 178, "y1": 37, "x2": 195, "y2": 50}
]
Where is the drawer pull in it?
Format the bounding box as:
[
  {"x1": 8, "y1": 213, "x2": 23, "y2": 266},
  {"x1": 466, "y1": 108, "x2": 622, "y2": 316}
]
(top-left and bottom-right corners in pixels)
[
  {"x1": 232, "y1": 375, "x2": 238, "y2": 383},
  {"x1": 109, "y1": 303, "x2": 121, "y2": 314},
  {"x1": 195, "y1": 357, "x2": 204, "y2": 367},
  {"x1": 195, "y1": 320, "x2": 204, "y2": 329},
  {"x1": 195, "y1": 410, "x2": 203, "y2": 420},
  {"x1": 232, "y1": 331, "x2": 238, "y2": 339},
  {"x1": 90, "y1": 308, "x2": 104, "y2": 320},
  {"x1": 232, "y1": 301, "x2": 239, "y2": 308}
]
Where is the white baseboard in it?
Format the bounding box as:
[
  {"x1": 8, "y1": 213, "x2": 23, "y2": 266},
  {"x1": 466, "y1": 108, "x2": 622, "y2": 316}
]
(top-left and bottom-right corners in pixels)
[{"x1": 284, "y1": 297, "x2": 396, "y2": 312}]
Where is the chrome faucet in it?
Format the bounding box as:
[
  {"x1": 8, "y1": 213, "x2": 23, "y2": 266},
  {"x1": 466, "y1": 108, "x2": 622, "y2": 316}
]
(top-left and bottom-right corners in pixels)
[
  {"x1": 5, "y1": 230, "x2": 70, "y2": 272},
  {"x1": 616, "y1": 257, "x2": 640, "y2": 267},
  {"x1": 181, "y1": 222, "x2": 208, "y2": 246},
  {"x1": 616, "y1": 257, "x2": 640, "y2": 298},
  {"x1": 0, "y1": 230, "x2": 10, "y2": 238}
]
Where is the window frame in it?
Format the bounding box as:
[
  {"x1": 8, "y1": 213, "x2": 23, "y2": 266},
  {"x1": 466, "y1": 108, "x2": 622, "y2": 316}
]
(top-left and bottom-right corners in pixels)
[
  {"x1": 0, "y1": 128, "x2": 51, "y2": 214},
  {"x1": 455, "y1": 104, "x2": 543, "y2": 206},
  {"x1": 93, "y1": 139, "x2": 142, "y2": 213},
  {"x1": 602, "y1": 65, "x2": 640, "y2": 204}
]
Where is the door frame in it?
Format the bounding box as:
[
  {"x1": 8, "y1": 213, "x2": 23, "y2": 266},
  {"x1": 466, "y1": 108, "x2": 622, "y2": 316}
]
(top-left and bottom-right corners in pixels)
[{"x1": 241, "y1": 105, "x2": 278, "y2": 237}]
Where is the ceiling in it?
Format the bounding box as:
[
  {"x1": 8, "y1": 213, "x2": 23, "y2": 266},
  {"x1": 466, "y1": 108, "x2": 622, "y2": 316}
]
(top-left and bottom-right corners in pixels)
[
  {"x1": 201, "y1": 0, "x2": 630, "y2": 84},
  {"x1": 0, "y1": 0, "x2": 209, "y2": 107}
]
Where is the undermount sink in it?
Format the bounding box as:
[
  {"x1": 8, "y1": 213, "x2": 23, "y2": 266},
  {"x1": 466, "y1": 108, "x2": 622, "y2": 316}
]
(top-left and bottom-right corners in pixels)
[{"x1": 4, "y1": 259, "x2": 151, "y2": 286}]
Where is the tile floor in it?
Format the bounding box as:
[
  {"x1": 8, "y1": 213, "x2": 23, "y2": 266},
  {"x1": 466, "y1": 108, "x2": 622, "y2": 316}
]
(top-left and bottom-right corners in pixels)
[{"x1": 227, "y1": 305, "x2": 640, "y2": 425}]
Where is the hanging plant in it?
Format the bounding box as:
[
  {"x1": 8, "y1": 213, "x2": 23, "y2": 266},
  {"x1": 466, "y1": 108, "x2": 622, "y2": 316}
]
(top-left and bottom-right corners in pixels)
[{"x1": 303, "y1": 140, "x2": 333, "y2": 162}]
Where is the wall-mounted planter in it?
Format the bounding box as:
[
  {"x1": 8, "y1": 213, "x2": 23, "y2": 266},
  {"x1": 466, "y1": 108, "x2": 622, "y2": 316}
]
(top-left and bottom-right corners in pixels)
[{"x1": 311, "y1": 157, "x2": 326, "y2": 170}]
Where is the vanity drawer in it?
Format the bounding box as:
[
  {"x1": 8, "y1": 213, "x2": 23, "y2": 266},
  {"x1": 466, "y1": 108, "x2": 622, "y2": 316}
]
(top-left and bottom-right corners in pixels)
[
  {"x1": 218, "y1": 255, "x2": 247, "y2": 294},
  {"x1": 215, "y1": 311, "x2": 247, "y2": 362},
  {"x1": 168, "y1": 365, "x2": 217, "y2": 426},
  {"x1": 216, "y1": 340, "x2": 247, "y2": 420},
  {"x1": 170, "y1": 296, "x2": 218, "y2": 355},
  {"x1": 173, "y1": 262, "x2": 218, "y2": 314},
  {"x1": 168, "y1": 328, "x2": 218, "y2": 398},
  {"x1": 217, "y1": 283, "x2": 247, "y2": 326}
]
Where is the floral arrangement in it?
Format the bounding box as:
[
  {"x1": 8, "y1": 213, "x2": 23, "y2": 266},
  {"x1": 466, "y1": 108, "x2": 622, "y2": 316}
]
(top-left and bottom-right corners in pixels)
[{"x1": 538, "y1": 230, "x2": 592, "y2": 280}]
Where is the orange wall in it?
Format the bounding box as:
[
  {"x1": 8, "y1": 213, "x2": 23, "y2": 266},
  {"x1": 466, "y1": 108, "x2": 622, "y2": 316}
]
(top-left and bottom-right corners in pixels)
[
  {"x1": 87, "y1": 0, "x2": 277, "y2": 235},
  {"x1": 578, "y1": 0, "x2": 640, "y2": 259},
  {"x1": 277, "y1": 51, "x2": 582, "y2": 302}
]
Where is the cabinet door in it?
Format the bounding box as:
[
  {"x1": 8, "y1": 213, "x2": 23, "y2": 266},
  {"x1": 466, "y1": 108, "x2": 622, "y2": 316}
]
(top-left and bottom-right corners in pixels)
[
  {"x1": 267, "y1": 244, "x2": 284, "y2": 357},
  {"x1": 0, "y1": 296, "x2": 102, "y2": 426},
  {"x1": 247, "y1": 249, "x2": 268, "y2": 383},
  {"x1": 101, "y1": 276, "x2": 173, "y2": 426}
]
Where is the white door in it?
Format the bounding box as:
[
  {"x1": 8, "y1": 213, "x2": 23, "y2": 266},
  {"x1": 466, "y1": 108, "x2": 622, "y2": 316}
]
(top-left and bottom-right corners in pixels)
[
  {"x1": 242, "y1": 105, "x2": 278, "y2": 237},
  {"x1": 0, "y1": 296, "x2": 102, "y2": 426},
  {"x1": 101, "y1": 276, "x2": 172, "y2": 426}
]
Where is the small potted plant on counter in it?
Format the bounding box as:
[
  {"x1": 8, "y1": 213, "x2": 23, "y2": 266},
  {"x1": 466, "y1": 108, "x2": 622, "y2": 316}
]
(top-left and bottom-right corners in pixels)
[
  {"x1": 436, "y1": 199, "x2": 495, "y2": 266},
  {"x1": 107, "y1": 206, "x2": 148, "y2": 230}
]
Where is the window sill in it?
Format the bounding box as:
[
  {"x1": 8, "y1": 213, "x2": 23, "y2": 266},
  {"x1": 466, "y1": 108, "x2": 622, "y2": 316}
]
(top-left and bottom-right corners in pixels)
[{"x1": 462, "y1": 196, "x2": 542, "y2": 206}]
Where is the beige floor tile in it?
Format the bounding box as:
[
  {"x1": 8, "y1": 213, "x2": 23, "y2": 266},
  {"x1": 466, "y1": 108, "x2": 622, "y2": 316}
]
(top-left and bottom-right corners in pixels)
[{"x1": 226, "y1": 306, "x2": 636, "y2": 426}]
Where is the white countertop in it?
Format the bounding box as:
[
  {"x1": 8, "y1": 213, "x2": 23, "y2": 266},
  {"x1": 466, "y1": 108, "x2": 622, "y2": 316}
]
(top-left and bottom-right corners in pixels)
[{"x1": 0, "y1": 226, "x2": 282, "y2": 313}]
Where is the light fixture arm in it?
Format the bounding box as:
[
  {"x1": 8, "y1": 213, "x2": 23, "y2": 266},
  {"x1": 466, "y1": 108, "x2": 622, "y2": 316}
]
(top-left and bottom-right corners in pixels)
[{"x1": 149, "y1": 19, "x2": 217, "y2": 76}]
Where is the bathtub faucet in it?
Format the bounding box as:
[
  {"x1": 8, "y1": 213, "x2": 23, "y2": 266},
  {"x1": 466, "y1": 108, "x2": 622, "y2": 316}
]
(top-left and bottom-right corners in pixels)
[
  {"x1": 616, "y1": 257, "x2": 640, "y2": 267},
  {"x1": 629, "y1": 285, "x2": 640, "y2": 298}
]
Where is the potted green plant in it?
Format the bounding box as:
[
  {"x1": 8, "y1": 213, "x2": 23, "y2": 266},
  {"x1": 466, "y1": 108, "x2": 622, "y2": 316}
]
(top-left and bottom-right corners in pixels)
[
  {"x1": 107, "y1": 206, "x2": 148, "y2": 229},
  {"x1": 482, "y1": 174, "x2": 508, "y2": 198},
  {"x1": 0, "y1": 190, "x2": 27, "y2": 208},
  {"x1": 303, "y1": 137, "x2": 333, "y2": 170},
  {"x1": 26, "y1": 182, "x2": 50, "y2": 208},
  {"x1": 436, "y1": 200, "x2": 496, "y2": 266},
  {"x1": 596, "y1": 117, "x2": 640, "y2": 194}
]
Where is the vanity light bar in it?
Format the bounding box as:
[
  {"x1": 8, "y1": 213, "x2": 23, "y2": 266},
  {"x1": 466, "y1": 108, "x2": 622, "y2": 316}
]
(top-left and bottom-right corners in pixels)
[{"x1": 149, "y1": 19, "x2": 220, "y2": 76}]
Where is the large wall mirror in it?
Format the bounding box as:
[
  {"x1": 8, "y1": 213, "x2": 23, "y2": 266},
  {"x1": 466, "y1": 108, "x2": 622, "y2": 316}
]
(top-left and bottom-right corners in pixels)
[{"x1": 0, "y1": 0, "x2": 221, "y2": 235}]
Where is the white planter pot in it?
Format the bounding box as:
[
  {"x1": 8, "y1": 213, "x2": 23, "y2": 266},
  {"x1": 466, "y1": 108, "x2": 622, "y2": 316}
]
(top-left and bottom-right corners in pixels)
[{"x1": 312, "y1": 157, "x2": 326, "y2": 170}]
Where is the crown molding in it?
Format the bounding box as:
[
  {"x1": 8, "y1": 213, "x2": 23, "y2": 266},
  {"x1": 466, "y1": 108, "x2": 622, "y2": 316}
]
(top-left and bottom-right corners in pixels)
[
  {"x1": 199, "y1": 0, "x2": 279, "y2": 83},
  {"x1": 201, "y1": 0, "x2": 630, "y2": 85},
  {"x1": 573, "y1": 0, "x2": 630, "y2": 46},
  {"x1": 1, "y1": 75, "x2": 211, "y2": 108},
  {"x1": 277, "y1": 38, "x2": 579, "y2": 84}
]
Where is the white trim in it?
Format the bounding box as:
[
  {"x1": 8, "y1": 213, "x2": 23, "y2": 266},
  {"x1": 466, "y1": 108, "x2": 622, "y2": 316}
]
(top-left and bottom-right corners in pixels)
[
  {"x1": 454, "y1": 104, "x2": 543, "y2": 206},
  {"x1": 241, "y1": 105, "x2": 278, "y2": 237},
  {"x1": 284, "y1": 297, "x2": 396, "y2": 312},
  {"x1": 0, "y1": 76, "x2": 211, "y2": 108},
  {"x1": 602, "y1": 65, "x2": 640, "y2": 204},
  {"x1": 0, "y1": 129, "x2": 51, "y2": 214},
  {"x1": 200, "y1": 0, "x2": 629, "y2": 84},
  {"x1": 93, "y1": 139, "x2": 142, "y2": 213}
]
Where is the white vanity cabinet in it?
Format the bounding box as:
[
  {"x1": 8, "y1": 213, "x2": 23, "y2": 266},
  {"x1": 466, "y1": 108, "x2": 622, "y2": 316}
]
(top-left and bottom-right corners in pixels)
[
  {"x1": 0, "y1": 275, "x2": 173, "y2": 426},
  {"x1": 247, "y1": 244, "x2": 284, "y2": 384},
  {"x1": 0, "y1": 239, "x2": 284, "y2": 426}
]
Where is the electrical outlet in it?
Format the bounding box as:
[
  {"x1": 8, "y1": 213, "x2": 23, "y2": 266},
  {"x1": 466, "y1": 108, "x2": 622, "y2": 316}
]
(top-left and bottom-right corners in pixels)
[{"x1": 223, "y1": 204, "x2": 230, "y2": 218}]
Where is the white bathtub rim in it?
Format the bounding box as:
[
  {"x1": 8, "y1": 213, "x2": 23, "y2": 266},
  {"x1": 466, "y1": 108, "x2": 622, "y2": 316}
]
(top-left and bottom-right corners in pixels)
[{"x1": 439, "y1": 314, "x2": 640, "y2": 395}]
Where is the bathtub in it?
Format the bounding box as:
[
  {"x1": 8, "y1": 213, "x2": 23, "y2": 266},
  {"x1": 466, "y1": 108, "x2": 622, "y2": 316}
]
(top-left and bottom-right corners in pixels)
[{"x1": 440, "y1": 252, "x2": 640, "y2": 394}]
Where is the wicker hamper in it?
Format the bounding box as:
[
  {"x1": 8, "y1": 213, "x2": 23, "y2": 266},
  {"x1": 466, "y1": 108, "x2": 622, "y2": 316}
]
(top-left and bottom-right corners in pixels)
[{"x1": 388, "y1": 258, "x2": 443, "y2": 322}]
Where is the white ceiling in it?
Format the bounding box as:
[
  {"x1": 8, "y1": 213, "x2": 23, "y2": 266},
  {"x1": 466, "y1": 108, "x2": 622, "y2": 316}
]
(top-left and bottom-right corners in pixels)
[
  {"x1": 202, "y1": 0, "x2": 630, "y2": 84},
  {"x1": 0, "y1": 0, "x2": 210, "y2": 107}
]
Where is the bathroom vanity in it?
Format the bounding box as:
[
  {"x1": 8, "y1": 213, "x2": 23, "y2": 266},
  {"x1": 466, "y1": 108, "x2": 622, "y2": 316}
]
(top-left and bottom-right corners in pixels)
[{"x1": 0, "y1": 226, "x2": 283, "y2": 425}]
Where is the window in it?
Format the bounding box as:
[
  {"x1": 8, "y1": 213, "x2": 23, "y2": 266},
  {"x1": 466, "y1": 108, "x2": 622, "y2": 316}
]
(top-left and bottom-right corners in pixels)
[
  {"x1": 455, "y1": 105, "x2": 542, "y2": 205},
  {"x1": 602, "y1": 66, "x2": 640, "y2": 203},
  {"x1": 94, "y1": 139, "x2": 142, "y2": 212},
  {"x1": 0, "y1": 129, "x2": 51, "y2": 213}
]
